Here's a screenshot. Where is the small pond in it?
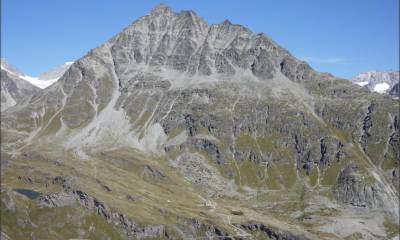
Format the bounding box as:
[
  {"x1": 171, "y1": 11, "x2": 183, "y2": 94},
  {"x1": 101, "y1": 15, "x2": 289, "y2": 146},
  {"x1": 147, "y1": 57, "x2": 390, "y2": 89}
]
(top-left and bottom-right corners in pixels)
[{"x1": 13, "y1": 188, "x2": 41, "y2": 200}]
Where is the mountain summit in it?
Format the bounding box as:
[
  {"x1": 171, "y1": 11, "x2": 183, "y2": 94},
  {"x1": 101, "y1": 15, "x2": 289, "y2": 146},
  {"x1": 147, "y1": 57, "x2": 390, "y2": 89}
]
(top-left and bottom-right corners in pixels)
[{"x1": 2, "y1": 6, "x2": 399, "y2": 239}]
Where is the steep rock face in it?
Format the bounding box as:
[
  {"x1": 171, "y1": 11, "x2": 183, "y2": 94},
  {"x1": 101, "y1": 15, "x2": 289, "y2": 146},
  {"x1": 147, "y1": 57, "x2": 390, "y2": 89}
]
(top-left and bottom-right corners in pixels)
[
  {"x1": 333, "y1": 164, "x2": 383, "y2": 208},
  {"x1": 239, "y1": 222, "x2": 309, "y2": 240},
  {"x1": 389, "y1": 83, "x2": 399, "y2": 98},
  {"x1": 109, "y1": 5, "x2": 292, "y2": 79},
  {"x1": 2, "y1": 5, "x2": 399, "y2": 239},
  {"x1": 1, "y1": 69, "x2": 40, "y2": 111}
]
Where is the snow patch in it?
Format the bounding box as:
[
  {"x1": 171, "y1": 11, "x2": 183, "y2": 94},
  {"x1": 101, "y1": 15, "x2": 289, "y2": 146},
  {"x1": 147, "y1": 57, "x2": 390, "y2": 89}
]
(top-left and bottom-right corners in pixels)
[
  {"x1": 20, "y1": 75, "x2": 58, "y2": 89},
  {"x1": 1, "y1": 61, "x2": 73, "y2": 89},
  {"x1": 355, "y1": 81, "x2": 369, "y2": 87},
  {"x1": 373, "y1": 83, "x2": 390, "y2": 93}
]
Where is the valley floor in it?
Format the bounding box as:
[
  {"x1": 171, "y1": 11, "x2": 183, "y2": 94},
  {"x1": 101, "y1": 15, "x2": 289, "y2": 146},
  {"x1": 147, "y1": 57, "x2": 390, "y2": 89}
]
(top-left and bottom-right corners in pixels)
[{"x1": 1, "y1": 145, "x2": 398, "y2": 239}]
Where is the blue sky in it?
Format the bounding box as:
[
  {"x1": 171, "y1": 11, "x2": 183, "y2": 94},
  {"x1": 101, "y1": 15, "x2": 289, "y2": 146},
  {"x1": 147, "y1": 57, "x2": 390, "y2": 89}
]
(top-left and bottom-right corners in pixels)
[{"x1": 1, "y1": 0, "x2": 398, "y2": 78}]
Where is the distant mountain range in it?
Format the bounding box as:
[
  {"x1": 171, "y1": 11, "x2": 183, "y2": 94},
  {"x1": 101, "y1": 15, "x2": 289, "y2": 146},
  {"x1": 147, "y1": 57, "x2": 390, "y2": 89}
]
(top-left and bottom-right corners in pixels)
[
  {"x1": 351, "y1": 71, "x2": 399, "y2": 97},
  {"x1": 1, "y1": 59, "x2": 73, "y2": 89},
  {"x1": 3, "y1": 60, "x2": 398, "y2": 98},
  {"x1": 1, "y1": 68, "x2": 39, "y2": 111}
]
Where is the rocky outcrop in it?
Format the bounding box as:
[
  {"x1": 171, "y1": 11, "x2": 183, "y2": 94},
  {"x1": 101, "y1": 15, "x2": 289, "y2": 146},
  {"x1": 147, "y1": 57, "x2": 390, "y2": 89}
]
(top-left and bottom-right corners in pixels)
[
  {"x1": 141, "y1": 165, "x2": 166, "y2": 180},
  {"x1": 279, "y1": 56, "x2": 314, "y2": 83},
  {"x1": 39, "y1": 190, "x2": 166, "y2": 238},
  {"x1": 389, "y1": 83, "x2": 399, "y2": 98},
  {"x1": 360, "y1": 102, "x2": 374, "y2": 150},
  {"x1": 39, "y1": 189, "x2": 240, "y2": 239},
  {"x1": 239, "y1": 222, "x2": 310, "y2": 240},
  {"x1": 191, "y1": 138, "x2": 224, "y2": 165},
  {"x1": 233, "y1": 148, "x2": 269, "y2": 165},
  {"x1": 333, "y1": 164, "x2": 383, "y2": 208},
  {"x1": 39, "y1": 192, "x2": 77, "y2": 208},
  {"x1": 319, "y1": 137, "x2": 345, "y2": 166}
]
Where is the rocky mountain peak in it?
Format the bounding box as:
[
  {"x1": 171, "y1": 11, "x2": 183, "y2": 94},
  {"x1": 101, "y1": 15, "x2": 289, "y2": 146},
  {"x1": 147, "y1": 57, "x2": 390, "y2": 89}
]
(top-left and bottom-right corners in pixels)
[
  {"x1": 222, "y1": 19, "x2": 232, "y2": 25},
  {"x1": 105, "y1": 5, "x2": 301, "y2": 83},
  {"x1": 149, "y1": 4, "x2": 173, "y2": 16},
  {"x1": 3, "y1": 6, "x2": 399, "y2": 239}
]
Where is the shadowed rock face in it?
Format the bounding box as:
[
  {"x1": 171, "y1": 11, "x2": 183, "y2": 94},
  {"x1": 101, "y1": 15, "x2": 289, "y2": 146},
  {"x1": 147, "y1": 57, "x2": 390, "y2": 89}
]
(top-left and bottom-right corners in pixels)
[
  {"x1": 389, "y1": 83, "x2": 399, "y2": 98},
  {"x1": 1, "y1": 4, "x2": 399, "y2": 240}
]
